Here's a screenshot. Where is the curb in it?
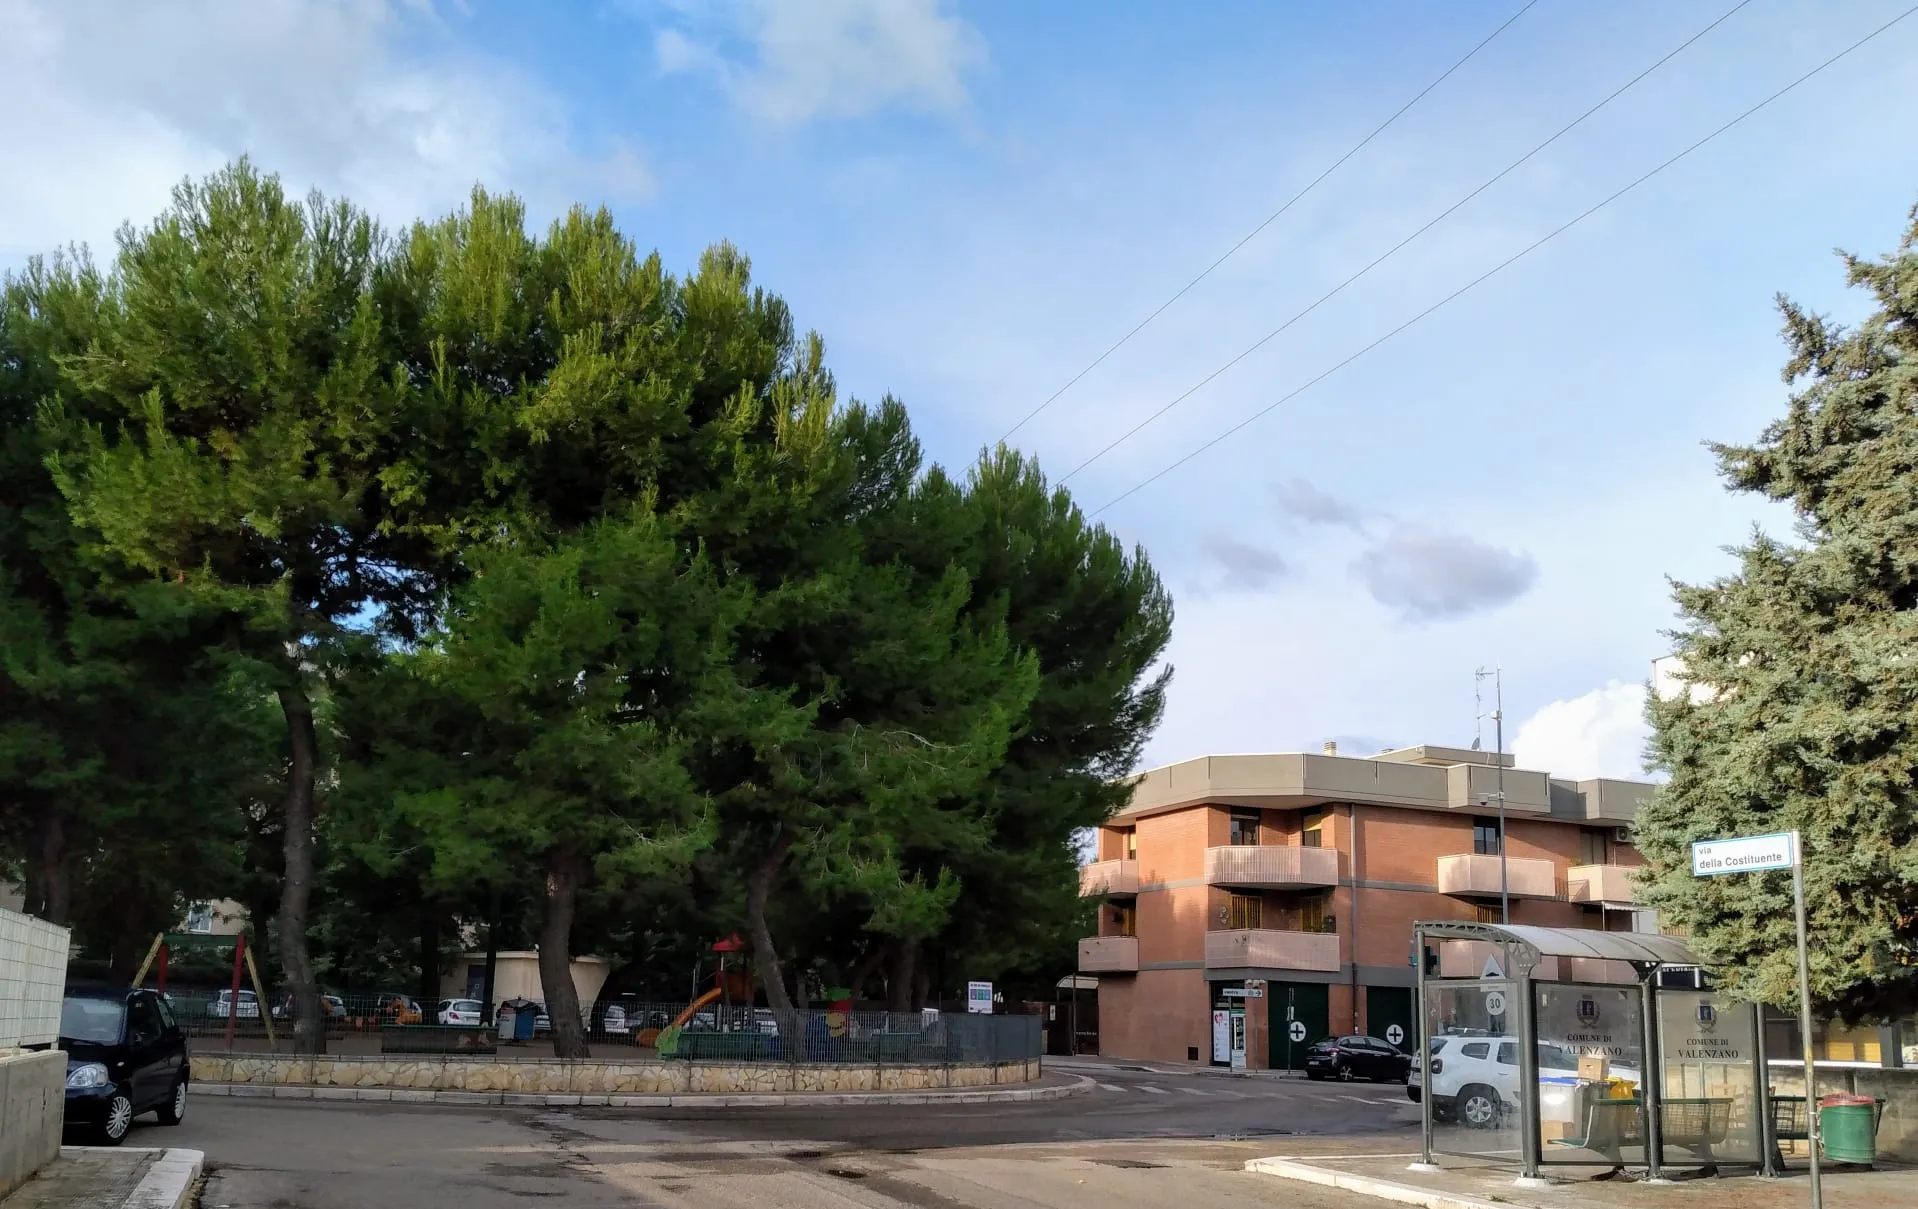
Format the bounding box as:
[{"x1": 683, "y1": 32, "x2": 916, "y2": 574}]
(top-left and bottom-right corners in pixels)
[
  {"x1": 1244, "y1": 1157, "x2": 1516, "y2": 1209},
  {"x1": 124, "y1": 1148, "x2": 203, "y2": 1209},
  {"x1": 192, "y1": 1073, "x2": 1093, "y2": 1109}
]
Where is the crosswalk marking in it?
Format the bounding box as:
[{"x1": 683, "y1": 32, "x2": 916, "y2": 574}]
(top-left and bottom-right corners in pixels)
[
  {"x1": 1137, "y1": 1084, "x2": 1170, "y2": 1094},
  {"x1": 1177, "y1": 1086, "x2": 1208, "y2": 1096},
  {"x1": 1097, "y1": 1082, "x2": 1126, "y2": 1092}
]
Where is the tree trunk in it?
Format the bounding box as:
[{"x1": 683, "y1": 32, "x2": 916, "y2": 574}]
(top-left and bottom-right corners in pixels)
[
  {"x1": 848, "y1": 946, "x2": 886, "y2": 1005},
  {"x1": 416, "y1": 903, "x2": 441, "y2": 1010},
  {"x1": 24, "y1": 803, "x2": 71, "y2": 925},
  {"x1": 911, "y1": 959, "x2": 930, "y2": 1014},
  {"x1": 886, "y1": 940, "x2": 915, "y2": 1013},
  {"x1": 538, "y1": 846, "x2": 589, "y2": 1059},
  {"x1": 276, "y1": 681, "x2": 325, "y2": 1055},
  {"x1": 745, "y1": 832, "x2": 798, "y2": 1044}
]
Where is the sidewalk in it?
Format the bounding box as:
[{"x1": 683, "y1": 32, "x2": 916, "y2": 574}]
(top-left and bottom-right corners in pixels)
[
  {"x1": 0, "y1": 1148, "x2": 201, "y2": 1209},
  {"x1": 1246, "y1": 1150, "x2": 1918, "y2": 1209},
  {"x1": 190, "y1": 1068, "x2": 1093, "y2": 1108}
]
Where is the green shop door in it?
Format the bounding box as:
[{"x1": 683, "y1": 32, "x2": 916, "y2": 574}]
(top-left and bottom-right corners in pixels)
[
  {"x1": 1366, "y1": 985, "x2": 1415, "y2": 1054},
  {"x1": 1268, "y1": 982, "x2": 1329, "y2": 1071}
]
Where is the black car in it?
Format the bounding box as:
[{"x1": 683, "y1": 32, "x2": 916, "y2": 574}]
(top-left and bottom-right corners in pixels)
[
  {"x1": 59, "y1": 986, "x2": 192, "y2": 1145},
  {"x1": 1303, "y1": 1034, "x2": 1413, "y2": 1083}
]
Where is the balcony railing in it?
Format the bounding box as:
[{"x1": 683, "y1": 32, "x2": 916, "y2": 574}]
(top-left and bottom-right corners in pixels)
[
  {"x1": 1078, "y1": 935, "x2": 1139, "y2": 973},
  {"x1": 1567, "y1": 864, "x2": 1637, "y2": 905},
  {"x1": 1204, "y1": 844, "x2": 1339, "y2": 889},
  {"x1": 1203, "y1": 928, "x2": 1340, "y2": 972},
  {"x1": 1079, "y1": 859, "x2": 1140, "y2": 898},
  {"x1": 1436, "y1": 853, "x2": 1560, "y2": 900}
]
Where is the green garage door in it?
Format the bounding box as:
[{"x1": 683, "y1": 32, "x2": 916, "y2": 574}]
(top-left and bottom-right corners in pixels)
[
  {"x1": 1268, "y1": 982, "x2": 1329, "y2": 1071},
  {"x1": 1367, "y1": 985, "x2": 1415, "y2": 1054}
]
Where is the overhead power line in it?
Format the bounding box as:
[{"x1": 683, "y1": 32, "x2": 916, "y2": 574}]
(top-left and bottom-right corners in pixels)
[
  {"x1": 1091, "y1": 4, "x2": 1918, "y2": 518},
  {"x1": 994, "y1": 0, "x2": 1540, "y2": 445},
  {"x1": 1059, "y1": 0, "x2": 1755, "y2": 486}
]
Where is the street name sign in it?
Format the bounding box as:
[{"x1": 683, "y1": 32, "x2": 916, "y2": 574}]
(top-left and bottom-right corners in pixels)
[{"x1": 1691, "y1": 832, "x2": 1795, "y2": 876}]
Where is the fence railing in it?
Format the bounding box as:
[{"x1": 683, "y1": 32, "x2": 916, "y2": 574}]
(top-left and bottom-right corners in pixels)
[
  {"x1": 0, "y1": 907, "x2": 69, "y2": 1048},
  {"x1": 160, "y1": 989, "x2": 1041, "y2": 1065}
]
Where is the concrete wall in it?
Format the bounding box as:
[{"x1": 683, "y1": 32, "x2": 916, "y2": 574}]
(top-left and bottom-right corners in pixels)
[
  {"x1": 0, "y1": 1049, "x2": 66, "y2": 1199},
  {"x1": 0, "y1": 906, "x2": 69, "y2": 1048},
  {"x1": 1766, "y1": 1064, "x2": 1918, "y2": 1163}
]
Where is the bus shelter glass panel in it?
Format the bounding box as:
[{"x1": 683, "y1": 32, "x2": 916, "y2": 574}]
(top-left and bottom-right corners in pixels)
[
  {"x1": 1658, "y1": 989, "x2": 1760, "y2": 1167},
  {"x1": 1533, "y1": 983, "x2": 1645, "y2": 1168},
  {"x1": 1424, "y1": 980, "x2": 1522, "y2": 1159}
]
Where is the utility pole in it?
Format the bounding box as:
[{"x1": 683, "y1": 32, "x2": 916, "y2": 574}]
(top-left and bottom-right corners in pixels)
[{"x1": 1476, "y1": 667, "x2": 1509, "y2": 923}]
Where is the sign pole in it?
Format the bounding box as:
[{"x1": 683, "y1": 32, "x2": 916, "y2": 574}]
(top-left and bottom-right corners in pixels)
[{"x1": 1791, "y1": 830, "x2": 1820, "y2": 1209}]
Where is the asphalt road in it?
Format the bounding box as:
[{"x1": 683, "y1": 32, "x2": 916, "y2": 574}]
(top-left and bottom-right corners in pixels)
[{"x1": 147, "y1": 1061, "x2": 1419, "y2": 1209}]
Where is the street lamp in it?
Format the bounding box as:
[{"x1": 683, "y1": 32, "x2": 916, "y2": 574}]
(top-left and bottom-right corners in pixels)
[{"x1": 1474, "y1": 669, "x2": 1509, "y2": 924}]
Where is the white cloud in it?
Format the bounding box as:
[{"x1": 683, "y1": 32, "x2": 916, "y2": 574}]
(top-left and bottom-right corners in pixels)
[
  {"x1": 1511, "y1": 681, "x2": 1651, "y2": 782},
  {"x1": 0, "y1": 0, "x2": 648, "y2": 264},
  {"x1": 651, "y1": 0, "x2": 985, "y2": 126},
  {"x1": 1199, "y1": 533, "x2": 1287, "y2": 591}
]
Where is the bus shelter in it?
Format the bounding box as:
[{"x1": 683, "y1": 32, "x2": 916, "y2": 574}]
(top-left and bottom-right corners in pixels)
[{"x1": 1414, "y1": 922, "x2": 1773, "y2": 1182}]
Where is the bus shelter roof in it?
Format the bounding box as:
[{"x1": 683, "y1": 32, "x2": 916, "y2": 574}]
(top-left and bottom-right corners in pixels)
[{"x1": 1415, "y1": 921, "x2": 1698, "y2": 968}]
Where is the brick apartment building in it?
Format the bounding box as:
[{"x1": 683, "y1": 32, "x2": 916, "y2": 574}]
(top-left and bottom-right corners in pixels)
[{"x1": 1077, "y1": 742, "x2": 1655, "y2": 1068}]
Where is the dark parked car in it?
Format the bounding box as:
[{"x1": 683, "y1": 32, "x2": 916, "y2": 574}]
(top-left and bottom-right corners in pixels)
[
  {"x1": 59, "y1": 986, "x2": 191, "y2": 1145},
  {"x1": 1303, "y1": 1034, "x2": 1412, "y2": 1083}
]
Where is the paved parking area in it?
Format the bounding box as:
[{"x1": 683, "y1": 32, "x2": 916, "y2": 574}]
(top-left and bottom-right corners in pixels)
[{"x1": 155, "y1": 1063, "x2": 1420, "y2": 1208}]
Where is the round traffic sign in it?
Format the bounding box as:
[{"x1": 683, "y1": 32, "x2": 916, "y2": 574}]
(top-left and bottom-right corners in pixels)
[
  {"x1": 1385, "y1": 1023, "x2": 1405, "y2": 1046},
  {"x1": 1288, "y1": 1020, "x2": 1308, "y2": 1042},
  {"x1": 1484, "y1": 990, "x2": 1508, "y2": 1016}
]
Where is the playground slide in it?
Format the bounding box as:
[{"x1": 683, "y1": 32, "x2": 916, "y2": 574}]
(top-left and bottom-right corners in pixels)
[{"x1": 669, "y1": 987, "x2": 723, "y2": 1031}]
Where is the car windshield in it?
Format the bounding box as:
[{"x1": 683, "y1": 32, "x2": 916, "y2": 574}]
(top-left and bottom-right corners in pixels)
[
  {"x1": 60, "y1": 997, "x2": 126, "y2": 1044},
  {"x1": 1539, "y1": 1043, "x2": 1579, "y2": 1071}
]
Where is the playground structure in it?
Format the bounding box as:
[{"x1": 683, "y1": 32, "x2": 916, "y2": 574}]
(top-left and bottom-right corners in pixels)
[{"x1": 131, "y1": 929, "x2": 275, "y2": 1046}]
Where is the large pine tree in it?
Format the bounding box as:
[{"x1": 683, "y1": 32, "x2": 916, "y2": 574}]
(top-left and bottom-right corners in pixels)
[{"x1": 1638, "y1": 207, "x2": 1918, "y2": 1021}]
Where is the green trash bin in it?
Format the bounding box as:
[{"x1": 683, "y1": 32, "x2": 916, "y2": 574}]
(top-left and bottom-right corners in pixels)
[{"x1": 1819, "y1": 1093, "x2": 1879, "y2": 1166}]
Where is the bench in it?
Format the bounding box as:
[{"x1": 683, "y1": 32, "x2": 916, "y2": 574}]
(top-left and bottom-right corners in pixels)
[
  {"x1": 1550, "y1": 1097, "x2": 1644, "y2": 1169},
  {"x1": 379, "y1": 1024, "x2": 497, "y2": 1055}
]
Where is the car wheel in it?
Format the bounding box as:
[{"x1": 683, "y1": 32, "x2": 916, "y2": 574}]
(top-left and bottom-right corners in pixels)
[
  {"x1": 98, "y1": 1091, "x2": 135, "y2": 1145},
  {"x1": 1336, "y1": 1061, "x2": 1354, "y2": 1082},
  {"x1": 156, "y1": 1077, "x2": 187, "y2": 1126},
  {"x1": 1458, "y1": 1084, "x2": 1501, "y2": 1129}
]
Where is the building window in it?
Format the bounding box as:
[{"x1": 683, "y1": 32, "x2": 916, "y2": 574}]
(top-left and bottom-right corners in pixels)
[
  {"x1": 1472, "y1": 817, "x2": 1502, "y2": 856},
  {"x1": 1224, "y1": 893, "x2": 1262, "y2": 929},
  {"x1": 1579, "y1": 829, "x2": 1607, "y2": 866},
  {"x1": 1229, "y1": 811, "x2": 1260, "y2": 846},
  {"x1": 185, "y1": 903, "x2": 214, "y2": 934},
  {"x1": 1301, "y1": 810, "x2": 1325, "y2": 848},
  {"x1": 1299, "y1": 893, "x2": 1329, "y2": 933},
  {"x1": 1109, "y1": 902, "x2": 1137, "y2": 937},
  {"x1": 1475, "y1": 903, "x2": 1502, "y2": 924},
  {"x1": 1124, "y1": 830, "x2": 1137, "y2": 860}
]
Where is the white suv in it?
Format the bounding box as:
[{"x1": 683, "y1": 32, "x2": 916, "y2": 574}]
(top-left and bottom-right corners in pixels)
[{"x1": 1409, "y1": 1034, "x2": 1638, "y2": 1128}]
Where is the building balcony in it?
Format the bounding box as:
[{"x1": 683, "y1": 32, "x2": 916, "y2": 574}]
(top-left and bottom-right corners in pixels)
[
  {"x1": 1080, "y1": 859, "x2": 1139, "y2": 898},
  {"x1": 1203, "y1": 928, "x2": 1341, "y2": 972},
  {"x1": 1436, "y1": 853, "x2": 1560, "y2": 900},
  {"x1": 1078, "y1": 935, "x2": 1139, "y2": 973},
  {"x1": 1204, "y1": 844, "x2": 1339, "y2": 890},
  {"x1": 1567, "y1": 864, "x2": 1637, "y2": 905}
]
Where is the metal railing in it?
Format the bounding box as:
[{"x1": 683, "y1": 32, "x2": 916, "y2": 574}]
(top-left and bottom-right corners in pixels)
[{"x1": 160, "y1": 990, "x2": 1042, "y2": 1066}]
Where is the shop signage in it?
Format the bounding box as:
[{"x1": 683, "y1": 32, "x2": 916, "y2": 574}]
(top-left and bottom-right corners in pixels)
[{"x1": 966, "y1": 981, "x2": 993, "y2": 1014}]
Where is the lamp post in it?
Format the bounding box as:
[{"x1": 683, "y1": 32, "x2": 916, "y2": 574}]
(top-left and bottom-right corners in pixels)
[{"x1": 1476, "y1": 668, "x2": 1509, "y2": 923}]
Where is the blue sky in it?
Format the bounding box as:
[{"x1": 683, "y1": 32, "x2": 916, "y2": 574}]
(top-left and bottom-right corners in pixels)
[{"x1": 6, "y1": 0, "x2": 1917, "y2": 779}]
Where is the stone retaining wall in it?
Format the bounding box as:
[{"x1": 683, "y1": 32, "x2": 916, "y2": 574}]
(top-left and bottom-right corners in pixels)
[
  {"x1": 1767, "y1": 1063, "x2": 1918, "y2": 1162},
  {"x1": 191, "y1": 1051, "x2": 1040, "y2": 1095},
  {"x1": 0, "y1": 1048, "x2": 65, "y2": 1199}
]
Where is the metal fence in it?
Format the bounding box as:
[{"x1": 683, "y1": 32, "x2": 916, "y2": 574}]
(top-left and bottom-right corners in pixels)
[
  {"x1": 0, "y1": 906, "x2": 69, "y2": 1047},
  {"x1": 161, "y1": 988, "x2": 1041, "y2": 1065}
]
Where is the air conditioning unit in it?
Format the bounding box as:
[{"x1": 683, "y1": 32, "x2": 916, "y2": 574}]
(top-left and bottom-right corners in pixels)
[{"x1": 1612, "y1": 827, "x2": 1632, "y2": 844}]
